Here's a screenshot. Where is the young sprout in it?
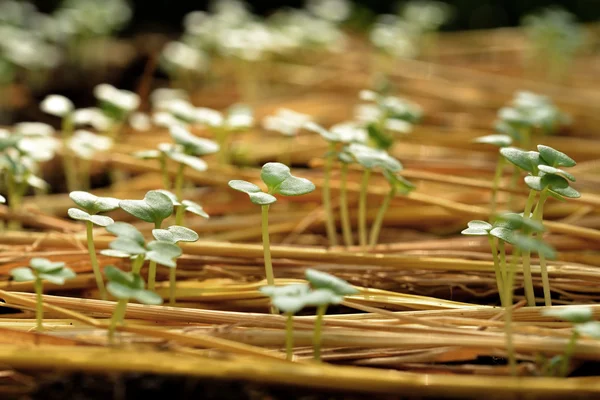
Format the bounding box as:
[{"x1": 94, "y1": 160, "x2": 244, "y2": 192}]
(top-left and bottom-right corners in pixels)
[
  {"x1": 104, "y1": 265, "x2": 163, "y2": 344},
  {"x1": 305, "y1": 121, "x2": 367, "y2": 247},
  {"x1": 11, "y1": 258, "x2": 76, "y2": 331},
  {"x1": 67, "y1": 130, "x2": 113, "y2": 190},
  {"x1": 260, "y1": 283, "x2": 311, "y2": 360},
  {"x1": 93, "y1": 83, "x2": 141, "y2": 139},
  {"x1": 337, "y1": 149, "x2": 355, "y2": 247},
  {"x1": 228, "y1": 163, "x2": 315, "y2": 296},
  {"x1": 346, "y1": 143, "x2": 402, "y2": 248},
  {"x1": 305, "y1": 268, "x2": 359, "y2": 361},
  {"x1": 101, "y1": 222, "x2": 182, "y2": 293},
  {"x1": 152, "y1": 225, "x2": 199, "y2": 305},
  {"x1": 542, "y1": 306, "x2": 594, "y2": 376},
  {"x1": 68, "y1": 191, "x2": 120, "y2": 299},
  {"x1": 262, "y1": 108, "x2": 312, "y2": 166}
]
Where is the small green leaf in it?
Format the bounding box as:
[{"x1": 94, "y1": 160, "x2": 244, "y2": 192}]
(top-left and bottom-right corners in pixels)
[
  {"x1": 272, "y1": 296, "x2": 306, "y2": 314},
  {"x1": 145, "y1": 241, "x2": 182, "y2": 268},
  {"x1": 107, "y1": 281, "x2": 136, "y2": 299},
  {"x1": 511, "y1": 233, "x2": 556, "y2": 258},
  {"x1": 39, "y1": 267, "x2": 76, "y2": 285},
  {"x1": 383, "y1": 171, "x2": 415, "y2": 195},
  {"x1": 500, "y1": 148, "x2": 540, "y2": 173},
  {"x1": 67, "y1": 208, "x2": 114, "y2": 227},
  {"x1": 105, "y1": 265, "x2": 137, "y2": 287},
  {"x1": 461, "y1": 220, "x2": 492, "y2": 236},
  {"x1": 181, "y1": 200, "x2": 209, "y2": 219},
  {"x1": 154, "y1": 190, "x2": 181, "y2": 206},
  {"x1": 550, "y1": 186, "x2": 581, "y2": 199},
  {"x1": 538, "y1": 145, "x2": 576, "y2": 168},
  {"x1": 260, "y1": 162, "x2": 316, "y2": 196},
  {"x1": 69, "y1": 191, "x2": 120, "y2": 214},
  {"x1": 152, "y1": 226, "x2": 199, "y2": 243},
  {"x1": 494, "y1": 213, "x2": 544, "y2": 233},
  {"x1": 537, "y1": 165, "x2": 575, "y2": 182},
  {"x1": 489, "y1": 227, "x2": 517, "y2": 244},
  {"x1": 100, "y1": 249, "x2": 132, "y2": 258},
  {"x1": 302, "y1": 288, "x2": 344, "y2": 306},
  {"x1": 228, "y1": 180, "x2": 277, "y2": 205},
  {"x1": 260, "y1": 284, "x2": 311, "y2": 298},
  {"x1": 11, "y1": 267, "x2": 35, "y2": 282},
  {"x1": 473, "y1": 134, "x2": 513, "y2": 147},
  {"x1": 542, "y1": 306, "x2": 593, "y2": 323},
  {"x1": 305, "y1": 269, "x2": 359, "y2": 296},
  {"x1": 106, "y1": 222, "x2": 145, "y2": 245},
  {"x1": 30, "y1": 258, "x2": 66, "y2": 273},
  {"x1": 575, "y1": 321, "x2": 600, "y2": 339},
  {"x1": 133, "y1": 289, "x2": 164, "y2": 305},
  {"x1": 109, "y1": 238, "x2": 147, "y2": 255},
  {"x1": 133, "y1": 149, "x2": 161, "y2": 159},
  {"x1": 170, "y1": 126, "x2": 219, "y2": 156},
  {"x1": 119, "y1": 190, "x2": 174, "y2": 225},
  {"x1": 167, "y1": 151, "x2": 207, "y2": 172},
  {"x1": 347, "y1": 143, "x2": 402, "y2": 172}
]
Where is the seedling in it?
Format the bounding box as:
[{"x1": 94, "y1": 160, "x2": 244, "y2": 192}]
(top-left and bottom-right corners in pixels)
[
  {"x1": 93, "y1": 83, "x2": 141, "y2": 139},
  {"x1": 101, "y1": 222, "x2": 182, "y2": 291},
  {"x1": 67, "y1": 130, "x2": 113, "y2": 190},
  {"x1": 152, "y1": 225, "x2": 199, "y2": 305},
  {"x1": 305, "y1": 268, "x2": 359, "y2": 361},
  {"x1": 260, "y1": 283, "x2": 311, "y2": 360},
  {"x1": 104, "y1": 265, "x2": 163, "y2": 344},
  {"x1": 11, "y1": 258, "x2": 76, "y2": 331},
  {"x1": 337, "y1": 149, "x2": 355, "y2": 247},
  {"x1": 68, "y1": 191, "x2": 120, "y2": 300},
  {"x1": 305, "y1": 121, "x2": 367, "y2": 246},
  {"x1": 346, "y1": 143, "x2": 402, "y2": 248},
  {"x1": 262, "y1": 108, "x2": 312, "y2": 166},
  {"x1": 155, "y1": 189, "x2": 210, "y2": 227},
  {"x1": 228, "y1": 162, "x2": 315, "y2": 294}
]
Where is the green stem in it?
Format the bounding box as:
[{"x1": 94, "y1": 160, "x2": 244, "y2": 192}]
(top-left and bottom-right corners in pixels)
[
  {"x1": 169, "y1": 267, "x2": 177, "y2": 306},
  {"x1": 285, "y1": 313, "x2": 294, "y2": 361},
  {"x1": 6, "y1": 173, "x2": 21, "y2": 230},
  {"x1": 159, "y1": 154, "x2": 170, "y2": 190},
  {"x1": 174, "y1": 163, "x2": 186, "y2": 203},
  {"x1": 34, "y1": 278, "x2": 44, "y2": 332},
  {"x1": 79, "y1": 157, "x2": 91, "y2": 191},
  {"x1": 521, "y1": 189, "x2": 538, "y2": 307},
  {"x1": 498, "y1": 240, "x2": 508, "y2": 289},
  {"x1": 507, "y1": 165, "x2": 521, "y2": 211},
  {"x1": 490, "y1": 156, "x2": 505, "y2": 219},
  {"x1": 339, "y1": 163, "x2": 353, "y2": 247},
  {"x1": 87, "y1": 220, "x2": 107, "y2": 300},
  {"x1": 358, "y1": 169, "x2": 372, "y2": 248},
  {"x1": 261, "y1": 205, "x2": 276, "y2": 314},
  {"x1": 504, "y1": 247, "x2": 520, "y2": 376},
  {"x1": 108, "y1": 298, "x2": 128, "y2": 345},
  {"x1": 313, "y1": 304, "x2": 328, "y2": 361},
  {"x1": 533, "y1": 189, "x2": 552, "y2": 307},
  {"x1": 131, "y1": 254, "x2": 145, "y2": 275},
  {"x1": 215, "y1": 128, "x2": 230, "y2": 165},
  {"x1": 147, "y1": 221, "x2": 161, "y2": 291},
  {"x1": 61, "y1": 115, "x2": 79, "y2": 192},
  {"x1": 175, "y1": 205, "x2": 185, "y2": 226},
  {"x1": 560, "y1": 330, "x2": 579, "y2": 377},
  {"x1": 369, "y1": 187, "x2": 395, "y2": 248},
  {"x1": 488, "y1": 235, "x2": 505, "y2": 306},
  {"x1": 322, "y1": 143, "x2": 338, "y2": 247}
]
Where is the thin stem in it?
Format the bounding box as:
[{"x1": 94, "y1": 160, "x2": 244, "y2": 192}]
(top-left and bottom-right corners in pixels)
[
  {"x1": 147, "y1": 221, "x2": 161, "y2": 291},
  {"x1": 506, "y1": 165, "x2": 521, "y2": 211},
  {"x1": 79, "y1": 157, "x2": 91, "y2": 191},
  {"x1": 34, "y1": 278, "x2": 44, "y2": 332},
  {"x1": 322, "y1": 143, "x2": 338, "y2": 247},
  {"x1": 533, "y1": 188, "x2": 552, "y2": 306},
  {"x1": 489, "y1": 156, "x2": 505, "y2": 219},
  {"x1": 159, "y1": 154, "x2": 170, "y2": 190},
  {"x1": 215, "y1": 128, "x2": 230, "y2": 165},
  {"x1": 261, "y1": 205, "x2": 276, "y2": 314},
  {"x1": 279, "y1": 136, "x2": 292, "y2": 167},
  {"x1": 358, "y1": 169, "x2": 372, "y2": 248},
  {"x1": 87, "y1": 220, "x2": 107, "y2": 300},
  {"x1": 131, "y1": 254, "x2": 145, "y2": 275},
  {"x1": 560, "y1": 331, "x2": 579, "y2": 377},
  {"x1": 339, "y1": 163, "x2": 353, "y2": 247},
  {"x1": 313, "y1": 304, "x2": 328, "y2": 362},
  {"x1": 521, "y1": 189, "x2": 538, "y2": 307},
  {"x1": 175, "y1": 205, "x2": 185, "y2": 226},
  {"x1": 285, "y1": 313, "x2": 294, "y2": 361},
  {"x1": 369, "y1": 187, "x2": 395, "y2": 248},
  {"x1": 108, "y1": 298, "x2": 128, "y2": 345},
  {"x1": 174, "y1": 163, "x2": 186, "y2": 203},
  {"x1": 169, "y1": 267, "x2": 177, "y2": 306},
  {"x1": 6, "y1": 173, "x2": 21, "y2": 230},
  {"x1": 504, "y1": 247, "x2": 520, "y2": 377},
  {"x1": 61, "y1": 115, "x2": 79, "y2": 192},
  {"x1": 498, "y1": 240, "x2": 508, "y2": 288},
  {"x1": 487, "y1": 235, "x2": 505, "y2": 306}
]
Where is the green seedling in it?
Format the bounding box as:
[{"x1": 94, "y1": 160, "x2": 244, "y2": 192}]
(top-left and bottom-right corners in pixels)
[
  {"x1": 155, "y1": 189, "x2": 210, "y2": 227},
  {"x1": 346, "y1": 143, "x2": 402, "y2": 248},
  {"x1": 305, "y1": 121, "x2": 367, "y2": 247},
  {"x1": 501, "y1": 145, "x2": 578, "y2": 306},
  {"x1": 67, "y1": 130, "x2": 113, "y2": 191},
  {"x1": 305, "y1": 268, "x2": 359, "y2": 361},
  {"x1": 542, "y1": 306, "x2": 595, "y2": 376},
  {"x1": 101, "y1": 222, "x2": 182, "y2": 291},
  {"x1": 228, "y1": 162, "x2": 315, "y2": 295},
  {"x1": 152, "y1": 225, "x2": 199, "y2": 305},
  {"x1": 93, "y1": 83, "x2": 141, "y2": 140},
  {"x1": 104, "y1": 265, "x2": 163, "y2": 344},
  {"x1": 260, "y1": 283, "x2": 311, "y2": 360},
  {"x1": 262, "y1": 108, "x2": 312, "y2": 166},
  {"x1": 68, "y1": 191, "x2": 120, "y2": 300},
  {"x1": 337, "y1": 149, "x2": 355, "y2": 247},
  {"x1": 11, "y1": 258, "x2": 76, "y2": 331}
]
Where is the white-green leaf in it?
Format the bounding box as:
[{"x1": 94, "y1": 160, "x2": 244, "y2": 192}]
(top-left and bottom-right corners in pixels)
[
  {"x1": 500, "y1": 148, "x2": 540, "y2": 173},
  {"x1": 538, "y1": 145, "x2": 576, "y2": 168},
  {"x1": 260, "y1": 162, "x2": 316, "y2": 196},
  {"x1": 168, "y1": 151, "x2": 207, "y2": 172},
  {"x1": 181, "y1": 200, "x2": 209, "y2": 219},
  {"x1": 145, "y1": 240, "x2": 182, "y2": 268},
  {"x1": 575, "y1": 321, "x2": 600, "y2": 339},
  {"x1": 39, "y1": 267, "x2": 76, "y2": 285},
  {"x1": 119, "y1": 190, "x2": 174, "y2": 225},
  {"x1": 170, "y1": 126, "x2": 219, "y2": 156},
  {"x1": 68, "y1": 208, "x2": 114, "y2": 226},
  {"x1": 152, "y1": 226, "x2": 199, "y2": 243},
  {"x1": 473, "y1": 134, "x2": 513, "y2": 147},
  {"x1": 550, "y1": 186, "x2": 581, "y2": 199},
  {"x1": 106, "y1": 222, "x2": 145, "y2": 245},
  {"x1": 109, "y1": 238, "x2": 147, "y2": 255},
  {"x1": 155, "y1": 190, "x2": 181, "y2": 206},
  {"x1": 302, "y1": 288, "x2": 344, "y2": 306},
  {"x1": 305, "y1": 269, "x2": 358, "y2": 296},
  {"x1": 461, "y1": 220, "x2": 492, "y2": 236},
  {"x1": 69, "y1": 191, "x2": 120, "y2": 214},
  {"x1": 542, "y1": 306, "x2": 593, "y2": 323},
  {"x1": 228, "y1": 180, "x2": 277, "y2": 205},
  {"x1": 346, "y1": 143, "x2": 402, "y2": 172},
  {"x1": 11, "y1": 267, "x2": 36, "y2": 282},
  {"x1": 30, "y1": 258, "x2": 66, "y2": 273},
  {"x1": 538, "y1": 165, "x2": 575, "y2": 182},
  {"x1": 133, "y1": 289, "x2": 163, "y2": 305}
]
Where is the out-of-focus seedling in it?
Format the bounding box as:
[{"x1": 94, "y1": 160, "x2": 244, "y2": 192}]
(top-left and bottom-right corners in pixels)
[
  {"x1": 262, "y1": 108, "x2": 312, "y2": 166},
  {"x1": 11, "y1": 258, "x2": 76, "y2": 331},
  {"x1": 68, "y1": 191, "x2": 120, "y2": 299},
  {"x1": 104, "y1": 265, "x2": 163, "y2": 344},
  {"x1": 67, "y1": 130, "x2": 113, "y2": 190}
]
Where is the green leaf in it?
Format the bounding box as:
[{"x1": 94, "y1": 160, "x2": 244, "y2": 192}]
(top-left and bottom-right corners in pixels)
[
  {"x1": 347, "y1": 143, "x2": 402, "y2": 172},
  {"x1": 170, "y1": 126, "x2": 220, "y2": 156},
  {"x1": 30, "y1": 258, "x2": 66, "y2": 273},
  {"x1": 39, "y1": 267, "x2": 76, "y2": 285},
  {"x1": 305, "y1": 269, "x2": 359, "y2": 296},
  {"x1": 145, "y1": 241, "x2": 182, "y2": 268},
  {"x1": 494, "y1": 213, "x2": 544, "y2": 233},
  {"x1": 105, "y1": 265, "x2": 137, "y2": 287},
  {"x1": 489, "y1": 227, "x2": 517, "y2": 244},
  {"x1": 106, "y1": 222, "x2": 145, "y2": 245},
  {"x1": 511, "y1": 233, "x2": 556, "y2": 258},
  {"x1": 11, "y1": 267, "x2": 35, "y2": 282},
  {"x1": 461, "y1": 220, "x2": 492, "y2": 236},
  {"x1": 260, "y1": 162, "x2": 316, "y2": 196},
  {"x1": 538, "y1": 145, "x2": 576, "y2": 168},
  {"x1": 107, "y1": 281, "x2": 135, "y2": 299},
  {"x1": 167, "y1": 151, "x2": 207, "y2": 172},
  {"x1": 473, "y1": 134, "x2": 513, "y2": 147},
  {"x1": 133, "y1": 289, "x2": 164, "y2": 305},
  {"x1": 542, "y1": 306, "x2": 593, "y2": 323},
  {"x1": 67, "y1": 208, "x2": 114, "y2": 227},
  {"x1": 109, "y1": 238, "x2": 147, "y2": 255},
  {"x1": 500, "y1": 148, "x2": 540, "y2": 173},
  {"x1": 69, "y1": 191, "x2": 120, "y2": 214},
  {"x1": 382, "y1": 171, "x2": 415, "y2": 195},
  {"x1": 575, "y1": 321, "x2": 600, "y2": 339},
  {"x1": 152, "y1": 226, "x2": 199, "y2": 243},
  {"x1": 181, "y1": 200, "x2": 209, "y2": 219},
  {"x1": 154, "y1": 190, "x2": 181, "y2": 206},
  {"x1": 119, "y1": 190, "x2": 174, "y2": 225},
  {"x1": 228, "y1": 180, "x2": 277, "y2": 205},
  {"x1": 260, "y1": 284, "x2": 311, "y2": 298},
  {"x1": 302, "y1": 288, "x2": 344, "y2": 306},
  {"x1": 538, "y1": 165, "x2": 575, "y2": 182},
  {"x1": 550, "y1": 186, "x2": 580, "y2": 199},
  {"x1": 367, "y1": 123, "x2": 393, "y2": 150},
  {"x1": 100, "y1": 249, "x2": 132, "y2": 258},
  {"x1": 272, "y1": 296, "x2": 306, "y2": 314},
  {"x1": 132, "y1": 149, "x2": 161, "y2": 159}
]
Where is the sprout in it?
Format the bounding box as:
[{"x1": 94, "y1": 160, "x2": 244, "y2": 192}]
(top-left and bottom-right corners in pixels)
[
  {"x1": 40, "y1": 94, "x2": 74, "y2": 117},
  {"x1": 263, "y1": 108, "x2": 312, "y2": 164},
  {"x1": 306, "y1": 0, "x2": 352, "y2": 22},
  {"x1": 161, "y1": 41, "x2": 209, "y2": 87},
  {"x1": 73, "y1": 108, "x2": 112, "y2": 132},
  {"x1": 119, "y1": 190, "x2": 174, "y2": 228},
  {"x1": 68, "y1": 191, "x2": 120, "y2": 299},
  {"x1": 68, "y1": 130, "x2": 113, "y2": 189},
  {"x1": 129, "y1": 112, "x2": 152, "y2": 131},
  {"x1": 11, "y1": 258, "x2": 76, "y2": 331},
  {"x1": 93, "y1": 83, "x2": 140, "y2": 139},
  {"x1": 229, "y1": 163, "x2": 315, "y2": 305},
  {"x1": 104, "y1": 265, "x2": 162, "y2": 344}
]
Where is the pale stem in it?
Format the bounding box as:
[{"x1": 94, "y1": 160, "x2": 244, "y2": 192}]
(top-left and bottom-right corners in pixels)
[
  {"x1": 174, "y1": 163, "x2": 186, "y2": 202},
  {"x1": 322, "y1": 143, "x2": 338, "y2": 247},
  {"x1": 79, "y1": 157, "x2": 91, "y2": 191},
  {"x1": 489, "y1": 156, "x2": 505, "y2": 219},
  {"x1": 175, "y1": 205, "x2": 185, "y2": 226},
  {"x1": 339, "y1": 163, "x2": 353, "y2": 247},
  {"x1": 560, "y1": 331, "x2": 579, "y2": 377},
  {"x1": 533, "y1": 188, "x2": 552, "y2": 307},
  {"x1": 285, "y1": 312, "x2": 294, "y2": 361},
  {"x1": 131, "y1": 254, "x2": 145, "y2": 275},
  {"x1": 521, "y1": 189, "x2": 539, "y2": 307},
  {"x1": 169, "y1": 267, "x2": 177, "y2": 306},
  {"x1": 504, "y1": 247, "x2": 520, "y2": 376},
  {"x1": 506, "y1": 165, "x2": 521, "y2": 211},
  {"x1": 61, "y1": 115, "x2": 79, "y2": 192},
  {"x1": 358, "y1": 169, "x2": 372, "y2": 248},
  {"x1": 86, "y1": 220, "x2": 107, "y2": 300},
  {"x1": 147, "y1": 221, "x2": 161, "y2": 291},
  {"x1": 313, "y1": 304, "x2": 328, "y2": 362},
  {"x1": 159, "y1": 154, "x2": 171, "y2": 190},
  {"x1": 108, "y1": 298, "x2": 128, "y2": 345},
  {"x1": 369, "y1": 186, "x2": 396, "y2": 248},
  {"x1": 487, "y1": 235, "x2": 505, "y2": 306},
  {"x1": 34, "y1": 277, "x2": 44, "y2": 332}
]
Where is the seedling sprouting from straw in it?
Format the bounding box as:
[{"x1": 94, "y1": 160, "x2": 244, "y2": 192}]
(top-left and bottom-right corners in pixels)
[
  {"x1": 68, "y1": 191, "x2": 120, "y2": 299},
  {"x1": 11, "y1": 258, "x2": 76, "y2": 331},
  {"x1": 104, "y1": 265, "x2": 163, "y2": 344},
  {"x1": 228, "y1": 163, "x2": 315, "y2": 295},
  {"x1": 152, "y1": 225, "x2": 199, "y2": 305},
  {"x1": 155, "y1": 189, "x2": 210, "y2": 228}
]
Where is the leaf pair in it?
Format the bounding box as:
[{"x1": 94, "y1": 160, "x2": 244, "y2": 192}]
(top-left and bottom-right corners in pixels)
[
  {"x1": 156, "y1": 190, "x2": 210, "y2": 219},
  {"x1": 11, "y1": 258, "x2": 76, "y2": 285},
  {"x1": 105, "y1": 266, "x2": 163, "y2": 305},
  {"x1": 119, "y1": 191, "x2": 173, "y2": 226},
  {"x1": 346, "y1": 143, "x2": 402, "y2": 172}
]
